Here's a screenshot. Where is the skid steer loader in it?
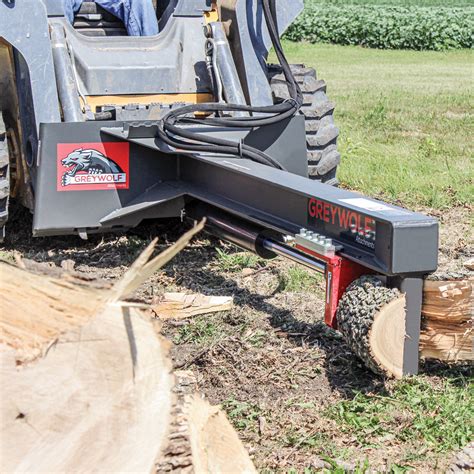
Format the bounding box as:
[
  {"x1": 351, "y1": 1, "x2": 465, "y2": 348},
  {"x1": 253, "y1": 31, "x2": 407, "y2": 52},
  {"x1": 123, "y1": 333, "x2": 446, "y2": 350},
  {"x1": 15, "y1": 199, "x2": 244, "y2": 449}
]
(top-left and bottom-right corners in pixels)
[{"x1": 0, "y1": 0, "x2": 438, "y2": 377}]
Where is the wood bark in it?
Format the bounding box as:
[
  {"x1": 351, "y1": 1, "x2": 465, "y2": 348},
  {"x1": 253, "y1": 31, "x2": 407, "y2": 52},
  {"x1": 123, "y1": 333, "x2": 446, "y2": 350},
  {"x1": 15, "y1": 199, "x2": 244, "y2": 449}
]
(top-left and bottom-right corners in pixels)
[
  {"x1": 336, "y1": 276, "x2": 405, "y2": 378},
  {"x1": 156, "y1": 372, "x2": 256, "y2": 473}
]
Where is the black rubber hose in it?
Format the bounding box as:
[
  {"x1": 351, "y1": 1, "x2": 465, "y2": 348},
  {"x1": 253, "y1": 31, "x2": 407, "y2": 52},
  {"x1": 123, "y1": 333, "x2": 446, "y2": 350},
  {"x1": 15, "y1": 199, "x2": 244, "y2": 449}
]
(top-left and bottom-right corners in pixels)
[
  {"x1": 159, "y1": 0, "x2": 302, "y2": 123},
  {"x1": 156, "y1": 0, "x2": 303, "y2": 169}
]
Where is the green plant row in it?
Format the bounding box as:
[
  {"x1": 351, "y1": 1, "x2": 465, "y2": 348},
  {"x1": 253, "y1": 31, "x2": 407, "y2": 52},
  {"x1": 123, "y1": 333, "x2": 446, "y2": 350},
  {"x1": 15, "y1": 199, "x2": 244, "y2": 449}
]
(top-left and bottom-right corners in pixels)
[
  {"x1": 285, "y1": 5, "x2": 474, "y2": 50},
  {"x1": 305, "y1": 0, "x2": 474, "y2": 6}
]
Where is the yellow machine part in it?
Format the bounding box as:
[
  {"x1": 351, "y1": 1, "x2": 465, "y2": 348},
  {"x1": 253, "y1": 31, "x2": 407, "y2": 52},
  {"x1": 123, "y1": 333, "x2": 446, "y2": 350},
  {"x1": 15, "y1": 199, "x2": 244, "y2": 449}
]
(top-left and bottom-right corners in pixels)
[
  {"x1": 82, "y1": 93, "x2": 214, "y2": 112},
  {"x1": 204, "y1": 8, "x2": 219, "y2": 24}
]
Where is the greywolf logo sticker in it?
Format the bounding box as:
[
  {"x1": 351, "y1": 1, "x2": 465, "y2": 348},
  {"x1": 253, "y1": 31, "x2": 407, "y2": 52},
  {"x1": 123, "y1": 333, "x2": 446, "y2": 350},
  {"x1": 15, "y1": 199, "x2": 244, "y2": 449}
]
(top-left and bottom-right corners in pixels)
[{"x1": 57, "y1": 143, "x2": 129, "y2": 191}]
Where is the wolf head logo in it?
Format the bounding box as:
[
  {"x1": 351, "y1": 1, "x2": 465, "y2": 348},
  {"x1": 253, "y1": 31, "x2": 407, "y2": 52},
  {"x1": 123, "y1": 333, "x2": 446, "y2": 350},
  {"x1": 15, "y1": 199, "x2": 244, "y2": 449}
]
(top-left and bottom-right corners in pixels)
[{"x1": 61, "y1": 148, "x2": 124, "y2": 186}]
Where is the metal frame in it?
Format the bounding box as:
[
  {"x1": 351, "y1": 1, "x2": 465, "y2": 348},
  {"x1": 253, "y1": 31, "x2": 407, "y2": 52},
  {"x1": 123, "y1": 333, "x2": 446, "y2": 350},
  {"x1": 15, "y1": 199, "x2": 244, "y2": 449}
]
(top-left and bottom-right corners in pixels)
[
  {"x1": 34, "y1": 119, "x2": 438, "y2": 279},
  {"x1": 31, "y1": 119, "x2": 438, "y2": 374},
  {"x1": 0, "y1": 0, "x2": 61, "y2": 130},
  {"x1": 1, "y1": 0, "x2": 435, "y2": 376}
]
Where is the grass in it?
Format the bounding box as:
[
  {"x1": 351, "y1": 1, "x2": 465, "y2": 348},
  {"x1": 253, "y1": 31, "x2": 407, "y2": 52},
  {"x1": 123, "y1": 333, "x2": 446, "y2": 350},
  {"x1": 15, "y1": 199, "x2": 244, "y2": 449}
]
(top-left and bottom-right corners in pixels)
[
  {"x1": 306, "y1": 0, "x2": 474, "y2": 6},
  {"x1": 174, "y1": 317, "x2": 222, "y2": 345},
  {"x1": 280, "y1": 265, "x2": 322, "y2": 292},
  {"x1": 273, "y1": 42, "x2": 473, "y2": 209},
  {"x1": 215, "y1": 248, "x2": 265, "y2": 272},
  {"x1": 222, "y1": 398, "x2": 263, "y2": 433},
  {"x1": 168, "y1": 44, "x2": 473, "y2": 472},
  {"x1": 327, "y1": 377, "x2": 473, "y2": 455}
]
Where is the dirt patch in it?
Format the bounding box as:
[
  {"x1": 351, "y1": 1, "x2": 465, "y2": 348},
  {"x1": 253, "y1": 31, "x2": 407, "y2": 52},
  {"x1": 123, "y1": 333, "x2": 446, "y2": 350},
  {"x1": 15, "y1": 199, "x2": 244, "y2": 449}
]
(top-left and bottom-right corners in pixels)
[
  {"x1": 1, "y1": 202, "x2": 472, "y2": 471},
  {"x1": 427, "y1": 206, "x2": 473, "y2": 276}
]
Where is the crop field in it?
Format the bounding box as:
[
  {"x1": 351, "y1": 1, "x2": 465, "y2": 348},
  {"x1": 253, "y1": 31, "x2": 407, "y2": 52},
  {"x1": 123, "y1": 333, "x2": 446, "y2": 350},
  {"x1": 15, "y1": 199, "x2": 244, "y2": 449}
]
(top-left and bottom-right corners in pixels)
[
  {"x1": 309, "y1": 0, "x2": 474, "y2": 5},
  {"x1": 287, "y1": 2, "x2": 474, "y2": 50},
  {"x1": 1, "y1": 42, "x2": 473, "y2": 474},
  {"x1": 276, "y1": 42, "x2": 473, "y2": 209}
]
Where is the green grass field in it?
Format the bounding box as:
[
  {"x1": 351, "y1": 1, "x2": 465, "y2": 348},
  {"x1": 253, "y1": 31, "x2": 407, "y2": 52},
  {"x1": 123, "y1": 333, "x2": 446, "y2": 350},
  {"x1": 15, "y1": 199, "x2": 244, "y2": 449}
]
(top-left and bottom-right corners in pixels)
[
  {"x1": 275, "y1": 42, "x2": 473, "y2": 209},
  {"x1": 307, "y1": 0, "x2": 474, "y2": 6}
]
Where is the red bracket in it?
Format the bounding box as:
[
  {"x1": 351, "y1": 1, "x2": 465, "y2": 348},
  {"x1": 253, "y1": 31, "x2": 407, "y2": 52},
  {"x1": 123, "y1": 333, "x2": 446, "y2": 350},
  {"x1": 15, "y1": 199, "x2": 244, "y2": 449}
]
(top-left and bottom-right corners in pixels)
[{"x1": 295, "y1": 245, "x2": 372, "y2": 328}]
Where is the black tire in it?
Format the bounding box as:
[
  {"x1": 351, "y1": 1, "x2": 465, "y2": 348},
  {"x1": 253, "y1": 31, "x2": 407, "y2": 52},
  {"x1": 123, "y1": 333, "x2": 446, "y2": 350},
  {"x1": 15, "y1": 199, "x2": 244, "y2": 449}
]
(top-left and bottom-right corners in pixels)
[
  {"x1": 268, "y1": 64, "x2": 340, "y2": 185},
  {"x1": 0, "y1": 118, "x2": 10, "y2": 242}
]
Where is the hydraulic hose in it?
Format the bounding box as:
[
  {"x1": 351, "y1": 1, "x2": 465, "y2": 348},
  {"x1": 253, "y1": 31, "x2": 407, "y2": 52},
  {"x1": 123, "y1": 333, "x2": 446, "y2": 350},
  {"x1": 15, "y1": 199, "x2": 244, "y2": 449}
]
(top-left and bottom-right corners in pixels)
[{"x1": 156, "y1": 0, "x2": 303, "y2": 170}]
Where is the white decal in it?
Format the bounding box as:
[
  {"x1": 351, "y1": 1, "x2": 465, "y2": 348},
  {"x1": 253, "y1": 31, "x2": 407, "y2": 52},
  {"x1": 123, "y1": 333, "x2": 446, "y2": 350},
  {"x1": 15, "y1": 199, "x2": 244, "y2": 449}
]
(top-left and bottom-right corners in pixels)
[{"x1": 340, "y1": 198, "x2": 407, "y2": 214}]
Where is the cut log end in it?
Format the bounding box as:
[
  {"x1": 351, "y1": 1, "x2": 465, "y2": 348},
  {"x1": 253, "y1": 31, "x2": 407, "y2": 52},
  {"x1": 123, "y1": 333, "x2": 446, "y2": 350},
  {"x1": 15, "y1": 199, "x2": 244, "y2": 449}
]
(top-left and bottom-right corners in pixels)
[
  {"x1": 0, "y1": 224, "x2": 257, "y2": 473},
  {"x1": 369, "y1": 295, "x2": 407, "y2": 379},
  {"x1": 336, "y1": 276, "x2": 405, "y2": 378}
]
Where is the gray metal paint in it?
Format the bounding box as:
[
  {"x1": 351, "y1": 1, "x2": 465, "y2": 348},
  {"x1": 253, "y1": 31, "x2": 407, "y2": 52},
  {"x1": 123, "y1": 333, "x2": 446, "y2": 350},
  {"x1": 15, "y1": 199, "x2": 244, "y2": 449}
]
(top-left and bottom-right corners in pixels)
[
  {"x1": 0, "y1": 0, "x2": 61, "y2": 130},
  {"x1": 42, "y1": 0, "x2": 65, "y2": 16},
  {"x1": 0, "y1": 0, "x2": 303, "y2": 134},
  {"x1": 34, "y1": 120, "x2": 438, "y2": 277},
  {"x1": 392, "y1": 222, "x2": 439, "y2": 275},
  {"x1": 33, "y1": 120, "x2": 181, "y2": 233},
  {"x1": 104, "y1": 115, "x2": 308, "y2": 176},
  {"x1": 50, "y1": 22, "x2": 84, "y2": 122},
  {"x1": 400, "y1": 277, "x2": 423, "y2": 375},
  {"x1": 63, "y1": 17, "x2": 212, "y2": 95},
  {"x1": 210, "y1": 22, "x2": 248, "y2": 110},
  {"x1": 173, "y1": 0, "x2": 212, "y2": 16},
  {"x1": 226, "y1": 0, "x2": 304, "y2": 106},
  {"x1": 388, "y1": 276, "x2": 423, "y2": 376},
  {"x1": 178, "y1": 155, "x2": 438, "y2": 275}
]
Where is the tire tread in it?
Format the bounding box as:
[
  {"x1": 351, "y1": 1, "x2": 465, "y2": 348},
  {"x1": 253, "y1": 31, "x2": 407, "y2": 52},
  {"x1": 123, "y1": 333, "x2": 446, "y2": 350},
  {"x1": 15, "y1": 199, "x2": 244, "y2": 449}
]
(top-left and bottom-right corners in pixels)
[
  {"x1": 0, "y1": 126, "x2": 10, "y2": 242},
  {"x1": 268, "y1": 64, "x2": 340, "y2": 185}
]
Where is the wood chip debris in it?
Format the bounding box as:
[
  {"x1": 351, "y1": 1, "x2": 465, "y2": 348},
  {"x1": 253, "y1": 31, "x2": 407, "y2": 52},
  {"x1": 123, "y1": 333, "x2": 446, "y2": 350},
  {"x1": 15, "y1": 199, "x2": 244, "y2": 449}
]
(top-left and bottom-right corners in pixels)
[{"x1": 153, "y1": 292, "x2": 233, "y2": 320}]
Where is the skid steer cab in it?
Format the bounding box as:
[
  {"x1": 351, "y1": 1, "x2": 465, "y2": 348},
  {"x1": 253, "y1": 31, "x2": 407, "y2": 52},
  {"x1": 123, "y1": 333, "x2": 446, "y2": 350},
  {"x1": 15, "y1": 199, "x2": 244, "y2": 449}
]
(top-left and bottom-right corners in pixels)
[{"x1": 0, "y1": 0, "x2": 438, "y2": 377}]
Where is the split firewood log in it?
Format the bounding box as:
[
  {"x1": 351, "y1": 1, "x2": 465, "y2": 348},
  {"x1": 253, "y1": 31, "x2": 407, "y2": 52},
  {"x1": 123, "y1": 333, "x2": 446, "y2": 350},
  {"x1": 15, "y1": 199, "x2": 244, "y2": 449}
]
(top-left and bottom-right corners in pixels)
[
  {"x1": 420, "y1": 278, "x2": 473, "y2": 362},
  {"x1": 0, "y1": 221, "x2": 256, "y2": 473},
  {"x1": 153, "y1": 292, "x2": 233, "y2": 320}
]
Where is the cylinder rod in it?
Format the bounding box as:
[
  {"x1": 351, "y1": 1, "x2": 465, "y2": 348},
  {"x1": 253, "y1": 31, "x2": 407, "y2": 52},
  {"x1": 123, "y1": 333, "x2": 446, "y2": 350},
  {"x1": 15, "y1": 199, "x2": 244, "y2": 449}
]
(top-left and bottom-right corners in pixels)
[
  {"x1": 50, "y1": 23, "x2": 83, "y2": 122},
  {"x1": 262, "y1": 239, "x2": 326, "y2": 274},
  {"x1": 209, "y1": 22, "x2": 248, "y2": 116},
  {"x1": 188, "y1": 203, "x2": 327, "y2": 273}
]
